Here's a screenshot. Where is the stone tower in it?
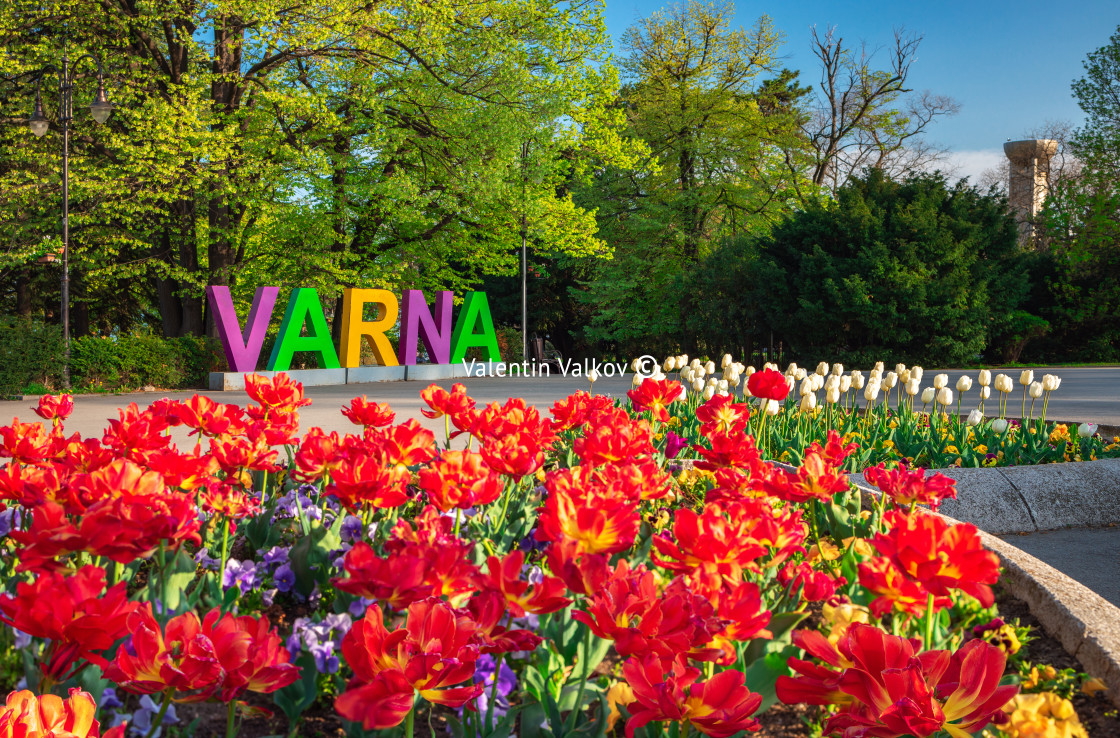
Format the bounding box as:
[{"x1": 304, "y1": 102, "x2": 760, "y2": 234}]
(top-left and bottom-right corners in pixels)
[{"x1": 1003, "y1": 139, "x2": 1057, "y2": 242}]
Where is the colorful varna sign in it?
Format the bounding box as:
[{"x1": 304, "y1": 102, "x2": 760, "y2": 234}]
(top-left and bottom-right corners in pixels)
[{"x1": 206, "y1": 287, "x2": 501, "y2": 372}]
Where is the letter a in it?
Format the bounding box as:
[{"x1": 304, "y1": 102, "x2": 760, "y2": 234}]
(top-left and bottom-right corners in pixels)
[
  {"x1": 451, "y1": 292, "x2": 501, "y2": 363},
  {"x1": 267, "y1": 288, "x2": 341, "y2": 371}
]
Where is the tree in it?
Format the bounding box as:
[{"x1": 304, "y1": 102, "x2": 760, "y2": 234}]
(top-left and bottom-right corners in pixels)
[
  {"x1": 0, "y1": 0, "x2": 637, "y2": 338},
  {"x1": 574, "y1": 0, "x2": 812, "y2": 354},
  {"x1": 744, "y1": 169, "x2": 1030, "y2": 366},
  {"x1": 801, "y1": 26, "x2": 959, "y2": 191}
]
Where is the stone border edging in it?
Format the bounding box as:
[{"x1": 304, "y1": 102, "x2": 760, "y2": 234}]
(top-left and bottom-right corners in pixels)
[{"x1": 850, "y1": 458, "x2": 1120, "y2": 534}]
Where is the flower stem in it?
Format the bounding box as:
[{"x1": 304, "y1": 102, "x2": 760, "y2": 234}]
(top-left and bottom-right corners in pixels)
[
  {"x1": 566, "y1": 624, "x2": 593, "y2": 734},
  {"x1": 485, "y1": 653, "x2": 506, "y2": 731},
  {"x1": 144, "y1": 691, "x2": 173, "y2": 738},
  {"x1": 225, "y1": 698, "x2": 238, "y2": 738},
  {"x1": 404, "y1": 698, "x2": 415, "y2": 738}
]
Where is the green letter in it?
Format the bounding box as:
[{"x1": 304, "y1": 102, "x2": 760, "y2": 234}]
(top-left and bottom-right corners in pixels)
[
  {"x1": 451, "y1": 291, "x2": 501, "y2": 363},
  {"x1": 267, "y1": 288, "x2": 341, "y2": 371}
]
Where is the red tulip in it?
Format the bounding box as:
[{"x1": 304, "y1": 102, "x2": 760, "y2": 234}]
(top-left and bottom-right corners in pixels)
[
  {"x1": 746, "y1": 368, "x2": 790, "y2": 402},
  {"x1": 695, "y1": 394, "x2": 750, "y2": 436},
  {"x1": 418, "y1": 450, "x2": 502, "y2": 512},
  {"x1": 31, "y1": 394, "x2": 74, "y2": 424},
  {"x1": 341, "y1": 396, "x2": 396, "y2": 429},
  {"x1": 627, "y1": 378, "x2": 683, "y2": 422},
  {"x1": 864, "y1": 463, "x2": 958, "y2": 511},
  {"x1": 0, "y1": 688, "x2": 108, "y2": 738}
]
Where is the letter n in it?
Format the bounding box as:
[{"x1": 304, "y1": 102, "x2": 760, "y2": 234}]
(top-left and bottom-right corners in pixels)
[{"x1": 398, "y1": 290, "x2": 452, "y2": 365}]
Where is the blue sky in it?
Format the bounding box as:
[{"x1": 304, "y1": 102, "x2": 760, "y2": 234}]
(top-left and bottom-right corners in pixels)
[{"x1": 601, "y1": 0, "x2": 1119, "y2": 182}]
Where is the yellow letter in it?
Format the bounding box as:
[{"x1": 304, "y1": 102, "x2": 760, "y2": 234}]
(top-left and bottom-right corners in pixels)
[{"x1": 340, "y1": 288, "x2": 400, "y2": 367}]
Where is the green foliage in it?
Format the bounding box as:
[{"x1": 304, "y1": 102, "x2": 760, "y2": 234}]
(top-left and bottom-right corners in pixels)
[
  {"x1": 0, "y1": 318, "x2": 64, "y2": 396},
  {"x1": 69, "y1": 334, "x2": 220, "y2": 390},
  {"x1": 740, "y1": 169, "x2": 1031, "y2": 366}
]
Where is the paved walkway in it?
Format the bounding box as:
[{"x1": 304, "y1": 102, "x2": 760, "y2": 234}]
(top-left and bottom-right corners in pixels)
[{"x1": 998, "y1": 527, "x2": 1120, "y2": 608}]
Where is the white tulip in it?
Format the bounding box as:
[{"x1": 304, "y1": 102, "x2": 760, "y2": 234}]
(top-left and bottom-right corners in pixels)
[
  {"x1": 704, "y1": 360, "x2": 716, "y2": 374},
  {"x1": 588, "y1": 369, "x2": 600, "y2": 384},
  {"x1": 911, "y1": 366, "x2": 924, "y2": 382},
  {"x1": 883, "y1": 371, "x2": 898, "y2": 389},
  {"x1": 765, "y1": 362, "x2": 779, "y2": 372},
  {"x1": 664, "y1": 357, "x2": 677, "y2": 372},
  {"x1": 1020, "y1": 369, "x2": 1034, "y2": 386},
  {"x1": 831, "y1": 363, "x2": 844, "y2": 376},
  {"x1": 730, "y1": 375, "x2": 741, "y2": 387},
  {"x1": 905, "y1": 378, "x2": 920, "y2": 396},
  {"x1": 690, "y1": 358, "x2": 701, "y2": 370},
  {"x1": 933, "y1": 373, "x2": 948, "y2": 389},
  {"x1": 632, "y1": 373, "x2": 642, "y2": 387},
  {"x1": 811, "y1": 373, "x2": 824, "y2": 392},
  {"x1": 786, "y1": 362, "x2": 798, "y2": 375},
  {"x1": 1042, "y1": 374, "x2": 1061, "y2": 392},
  {"x1": 864, "y1": 379, "x2": 881, "y2": 402},
  {"x1": 869, "y1": 369, "x2": 882, "y2": 381},
  {"x1": 815, "y1": 361, "x2": 829, "y2": 376},
  {"x1": 992, "y1": 418, "x2": 1009, "y2": 433},
  {"x1": 978, "y1": 370, "x2": 991, "y2": 387},
  {"x1": 786, "y1": 375, "x2": 797, "y2": 393},
  {"x1": 800, "y1": 393, "x2": 817, "y2": 413},
  {"x1": 874, "y1": 361, "x2": 884, "y2": 372},
  {"x1": 707, "y1": 376, "x2": 718, "y2": 387},
  {"x1": 718, "y1": 379, "x2": 729, "y2": 392},
  {"x1": 840, "y1": 375, "x2": 852, "y2": 393},
  {"x1": 795, "y1": 367, "x2": 807, "y2": 381},
  {"x1": 722, "y1": 354, "x2": 732, "y2": 368},
  {"x1": 899, "y1": 368, "x2": 911, "y2": 384},
  {"x1": 937, "y1": 387, "x2": 953, "y2": 406},
  {"x1": 631, "y1": 357, "x2": 641, "y2": 372},
  {"x1": 824, "y1": 374, "x2": 840, "y2": 391},
  {"x1": 1028, "y1": 381, "x2": 1043, "y2": 399},
  {"x1": 967, "y1": 409, "x2": 984, "y2": 426},
  {"x1": 799, "y1": 377, "x2": 814, "y2": 397},
  {"x1": 652, "y1": 370, "x2": 666, "y2": 381},
  {"x1": 745, "y1": 366, "x2": 756, "y2": 377},
  {"x1": 1078, "y1": 423, "x2": 1098, "y2": 438},
  {"x1": 995, "y1": 374, "x2": 1013, "y2": 393},
  {"x1": 765, "y1": 399, "x2": 781, "y2": 416},
  {"x1": 921, "y1": 387, "x2": 936, "y2": 404},
  {"x1": 852, "y1": 373, "x2": 866, "y2": 391},
  {"x1": 702, "y1": 385, "x2": 715, "y2": 401},
  {"x1": 956, "y1": 376, "x2": 972, "y2": 392},
  {"x1": 979, "y1": 386, "x2": 991, "y2": 400},
  {"x1": 692, "y1": 378, "x2": 704, "y2": 392},
  {"x1": 826, "y1": 387, "x2": 840, "y2": 405},
  {"x1": 895, "y1": 363, "x2": 906, "y2": 375}
]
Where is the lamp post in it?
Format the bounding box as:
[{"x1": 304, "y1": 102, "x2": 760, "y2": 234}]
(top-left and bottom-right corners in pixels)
[{"x1": 28, "y1": 53, "x2": 114, "y2": 389}]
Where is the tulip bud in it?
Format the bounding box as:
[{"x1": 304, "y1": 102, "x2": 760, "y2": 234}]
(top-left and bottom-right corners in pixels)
[
  {"x1": 933, "y1": 373, "x2": 948, "y2": 389},
  {"x1": 1078, "y1": 423, "x2": 1098, "y2": 438},
  {"x1": 664, "y1": 357, "x2": 677, "y2": 372},
  {"x1": 995, "y1": 374, "x2": 1012, "y2": 393},
  {"x1": 910, "y1": 366, "x2": 924, "y2": 382},
  {"x1": 702, "y1": 385, "x2": 715, "y2": 401},
  {"x1": 588, "y1": 369, "x2": 600, "y2": 384},
  {"x1": 874, "y1": 361, "x2": 884, "y2": 372},
  {"x1": 815, "y1": 361, "x2": 829, "y2": 376},
  {"x1": 840, "y1": 375, "x2": 852, "y2": 393},
  {"x1": 826, "y1": 387, "x2": 840, "y2": 405},
  {"x1": 824, "y1": 374, "x2": 840, "y2": 392},
  {"x1": 937, "y1": 387, "x2": 953, "y2": 406},
  {"x1": 899, "y1": 368, "x2": 911, "y2": 384},
  {"x1": 1028, "y1": 381, "x2": 1043, "y2": 399},
  {"x1": 921, "y1": 387, "x2": 936, "y2": 404},
  {"x1": 786, "y1": 362, "x2": 798, "y2": 375},
  {"x1": 745, "y1": 365, "x2": 756, "y2": 377},
  {"x1": 765, "y1": 399, "x2": 781, "y2": 416},
  {"x1": 967, "y1": 409, "x2": 983, "y2": 426},
  {"x1": 701, "y1": 360, "x2": 713, "y2": 374},
  {"x1": 799, "y1": 377, "x2": 814, "y2": 397},
  {"x1": 1042, "y1": 374, "x2": 1061, "y2": 392},
  {"x1": 852, "y1": 373, "x2": 866, "y2": 391},
  {"x1": 800, "y1": 393, "x2": 817, "y2": 413},
  {"x1": 653, "y1": 370, "x2": 666, "y2": 381},
  {"x1": 811, "y1": 373, "x2": 824, "y2": 392},
  {"x1": 692, "y1": 378, "x2": 704, "y2": 392},
  {"x1": 978, "y1": 370, "x2": 991, "y2": 386},
  {"x1": 992, "y1": 418, "x2": 1009, "y2": 433},
  {"x1": 631, "y1": 357, "x2": 641, "y2": 372},
  {"x1": 905, "y1": 378, "x2": 920, "y2": 396},
  {"x1": 632, "y1": 373, "x2": 642, "y2": 387},
  {"x1": 1020, "y1": 369, "x2": 1034, "y2": 386},
  {"x1": 979, "y1": 386, "x2": 991, "y2": 400},
  {"x1": 831, "y1": 363, "x2": 843, "y2": 376},
  {"x1": 794, "y1": 367, "x2": 807, "y2": 381},
  {"x1": 864, "y1": 379, "x2": 881, "y2": 402},
  {"x1": 707, "y1": 376, "x2": 718, "y2": 387},
  {"x1": 690, "y1": 358, "x2": 701, "y2": 370},
  {"x1": 883, "y1": 371, "x2": 897, "y2": 389},
  {"x1": 894, "y1": 363, "x2": 907, "y2": 375},
  {"x1": 718, "y1": 379, "x2": 729, "y2": 392},
  {"x1": 956, "y1": 376, "x2": 972, "y2": 392}
]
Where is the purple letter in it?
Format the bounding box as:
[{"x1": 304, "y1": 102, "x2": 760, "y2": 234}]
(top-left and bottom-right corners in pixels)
[
  {"x1": 397, "y1": 290, "x2": 452, "y2": 365},
  {"x1": 206, "y1": 286, "x2": 279, "y2": 372}
]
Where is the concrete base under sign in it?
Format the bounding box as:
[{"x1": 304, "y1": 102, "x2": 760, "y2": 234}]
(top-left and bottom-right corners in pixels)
[{"x1": 208, "y1": 364, "x2": 469, "y2": 391}]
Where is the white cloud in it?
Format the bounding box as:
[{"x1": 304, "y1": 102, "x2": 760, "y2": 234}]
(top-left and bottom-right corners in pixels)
[{"x1": 942, "y1": 149, "x2": 1007, "y2": 184}]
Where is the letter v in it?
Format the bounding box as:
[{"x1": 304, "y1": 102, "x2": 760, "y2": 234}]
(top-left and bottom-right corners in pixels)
[{"x1": 206, "y1": 286, "x2": 279, "y2": 373}]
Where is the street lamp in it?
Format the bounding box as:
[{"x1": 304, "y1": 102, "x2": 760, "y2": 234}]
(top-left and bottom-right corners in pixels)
[{"x1": 28, "y1": 53, "x2": 114, "y2": 389}]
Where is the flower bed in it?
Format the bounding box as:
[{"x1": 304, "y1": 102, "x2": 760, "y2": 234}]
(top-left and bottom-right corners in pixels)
[
  {"x1": 0, "y1": 375, "x2": 1110, "y2": 738},
  {"x1": 636, "y1": 358, "x2": 1118, "y2": 470}
]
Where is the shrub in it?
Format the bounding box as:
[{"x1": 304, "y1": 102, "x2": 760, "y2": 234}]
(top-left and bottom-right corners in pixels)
[{"x1": 0, "y1": 319, "x2": 64, "y2": 397}]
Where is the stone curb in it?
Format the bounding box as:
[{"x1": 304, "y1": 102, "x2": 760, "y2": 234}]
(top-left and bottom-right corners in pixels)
[
  {"x1": 848, "y1": 479, "x2": 1120, "y2": 707},
  {"x1": 850, "y1": 458, "x2": 1120, "y2": 535}
]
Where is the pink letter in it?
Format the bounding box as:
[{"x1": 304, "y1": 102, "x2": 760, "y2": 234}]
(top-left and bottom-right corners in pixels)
[
  {"x1": 398, "y1": 290, "x2": 452, "y2": 365},
  {"x1": 206, "y1": 286, "x2": 279, "y2": 372}
]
